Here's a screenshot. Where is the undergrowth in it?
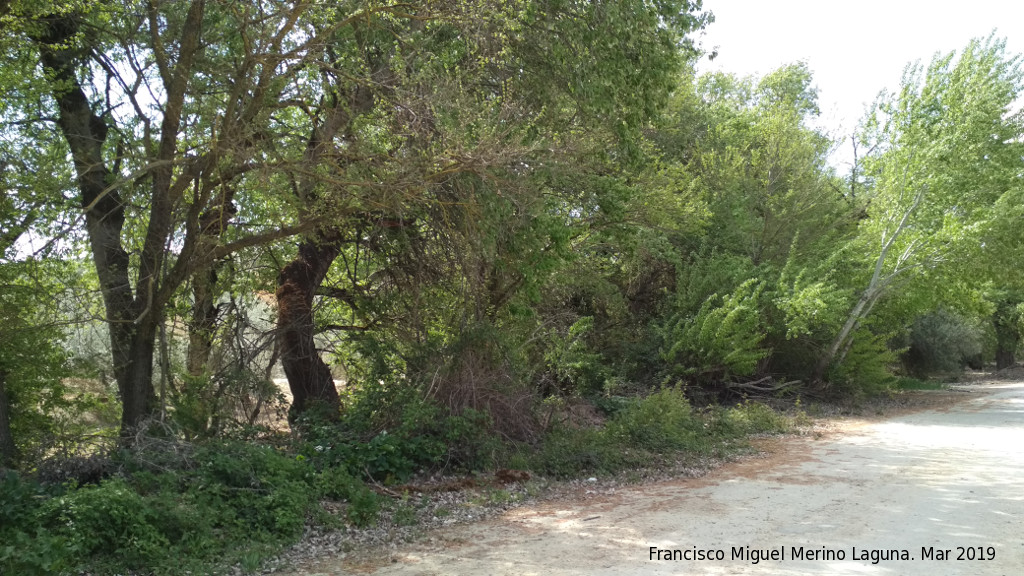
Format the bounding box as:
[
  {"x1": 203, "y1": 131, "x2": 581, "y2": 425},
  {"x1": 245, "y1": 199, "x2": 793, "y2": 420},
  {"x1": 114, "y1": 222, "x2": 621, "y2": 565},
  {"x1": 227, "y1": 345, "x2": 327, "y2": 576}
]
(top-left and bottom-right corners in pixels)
[
  {"x1": 0, "y1": 389, "x2": 793, "y2": 575},
  {"x1": 530, "y1": 388, "x2": 792, "y2": 478}
]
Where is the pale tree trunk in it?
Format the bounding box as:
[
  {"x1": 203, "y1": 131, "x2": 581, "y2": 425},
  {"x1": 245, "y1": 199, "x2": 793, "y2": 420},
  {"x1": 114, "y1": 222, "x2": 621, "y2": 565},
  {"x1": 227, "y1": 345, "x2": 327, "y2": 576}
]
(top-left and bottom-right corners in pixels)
[{"x1": 812, "y1": 187, "x2": 924, "y2": 386}]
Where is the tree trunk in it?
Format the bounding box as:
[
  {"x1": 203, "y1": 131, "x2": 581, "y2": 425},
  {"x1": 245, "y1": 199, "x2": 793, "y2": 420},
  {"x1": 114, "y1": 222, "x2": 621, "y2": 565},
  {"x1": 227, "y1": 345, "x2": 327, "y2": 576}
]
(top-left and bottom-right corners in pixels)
[
  {"x1": 187, "y1": 267, "x2": 220, "y2": 378},
  {"x1": 994, "y1": 301, "x2": 1020, "y2": 370},
  {"x1": 120, "y1": 319, "x2": 160, "y2": 433},
  {"x1": 811, "y1": 286, "x2": 880, "y2": 386},
  {"x1": 276, "y1": 234, "x2": 343, "y2": 420},
  {"x1": 0, "y1": 369, "x2": 18, "y2": 468},
  {"x1": 186, "y1": 196, "x2": 236, "y2": 378},
  {"x1": 995, "y1": 345, "x2": 1016, "y2": 371},
  {"x1": 272, "y1": 84, "x2": 374, "y2": 422},
  {"x1": 32, "y1": 16, "x2": 158, "y2": 433}
]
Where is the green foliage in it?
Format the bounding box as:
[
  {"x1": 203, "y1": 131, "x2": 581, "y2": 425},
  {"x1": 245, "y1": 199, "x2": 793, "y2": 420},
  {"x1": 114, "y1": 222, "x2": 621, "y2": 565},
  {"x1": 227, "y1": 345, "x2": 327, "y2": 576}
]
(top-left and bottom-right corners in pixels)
[
  {"x1": 991, "y1": 297, "x2": 1024, "y2": 364},
  {"x1": 829, "y1": 328, "x2": 900, "y2": 396},
  {"x1": 529, "y1": 427, "x2": 641, "y2": 478},
  {"x1": 827, "y1": 35, "x2": 1024, "y2": 385},
  {"x1": 0, "y1": 471, "x2": 74, "y2": 575},
  {"x1": 185, "y1": 441, "x2": 317, "y2": 539},
  {"x1": 544, "y1": 316, "x2": 609, "y2": 395},
  {"x1": 530, "y1": 388, "x2": 791, "y2": 478},
  {"x1": 714, "y1": 401, "x2": 792, "y2": 436},
  {"x1": 661, "y1": 279, "x2": 768, "y2": 381},
  {"x1": 4, "y1": 9, "x2": 1024, "y2": 576},
  {"x1": 0, "y1": 435, "x2": 393, "y2": 575},
  {"x1": 0, "y1": 258, "x2": 78, "y2": 465},
  {"x1": 297, "y1": 379, "x2": 502, "y2": 482},
  {"x1": 775, "y1": 265, "x2": 849, "y2": 341},
  {"x1": 43, "y1": 479, "x2": 176, "y2": 568},
  {"x1": 315, "y1": 466, "x2": 380, "y2": 527},
  {"x1": 893, "y1": 377, "x2": 946, "y2": 391},
  {"x1": 605, "y1": 388, "x2": 701, "y2": 452},
  {"x1": 903, "y1": 309, "x2": 984, "y2": 376}
]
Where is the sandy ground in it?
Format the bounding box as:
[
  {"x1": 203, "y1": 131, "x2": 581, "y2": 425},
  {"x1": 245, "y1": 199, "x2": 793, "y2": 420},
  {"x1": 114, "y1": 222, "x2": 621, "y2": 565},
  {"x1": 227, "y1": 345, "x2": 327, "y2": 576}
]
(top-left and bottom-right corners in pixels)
[{"x1": 293, "y1": 383, "x2": 1024, "y2": 576}]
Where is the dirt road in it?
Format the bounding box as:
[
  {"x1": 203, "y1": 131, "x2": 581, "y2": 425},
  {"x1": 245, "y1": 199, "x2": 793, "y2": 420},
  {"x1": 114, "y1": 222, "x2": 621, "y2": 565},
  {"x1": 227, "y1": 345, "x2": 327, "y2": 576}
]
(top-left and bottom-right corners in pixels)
[{"x1": 302, "y1": 383, "x2": 1024, "y2": 575}]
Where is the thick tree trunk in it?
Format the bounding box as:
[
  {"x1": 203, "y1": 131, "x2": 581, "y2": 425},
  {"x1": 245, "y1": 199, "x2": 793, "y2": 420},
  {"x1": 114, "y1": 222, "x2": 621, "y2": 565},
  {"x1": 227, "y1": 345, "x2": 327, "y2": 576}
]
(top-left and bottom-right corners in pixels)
[
  {"x1": 995, "y1": 345, "x2": 1016, "y2": 370},
  {"x1": 32, "y1": 16, "x2": 157, "y2": 433},
  {"x1": 0, "y1": 369, "x2": 18, "y2": 468},
  {"x1": 122, "y1": 320, "x2": 159, "y2": 432},
  {"x1": 276, "y1": 235, "x2": 343, "y2": 420},
  {"x1": 272, "y1": 84, "x2": 374, "y2": 422}
]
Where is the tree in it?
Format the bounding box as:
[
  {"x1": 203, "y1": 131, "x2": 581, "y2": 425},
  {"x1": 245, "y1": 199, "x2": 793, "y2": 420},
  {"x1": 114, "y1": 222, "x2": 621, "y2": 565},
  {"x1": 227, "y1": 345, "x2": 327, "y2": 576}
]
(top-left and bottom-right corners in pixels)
[
  {"x1": 2, "y1": 1, "x2": 407, "y2": 432},
  {"x1": 634, "y1": 64, "x2": 857, "y2": 388},
  {"x1": 1, "y1": 0, "x2": 714, "y2": 431},
  {"x1": 268, "y1": 0, "x2": 713, "y2": 419},
  {"x1": 812, "y1": 35, "x2": 1024, "y2": 385}
]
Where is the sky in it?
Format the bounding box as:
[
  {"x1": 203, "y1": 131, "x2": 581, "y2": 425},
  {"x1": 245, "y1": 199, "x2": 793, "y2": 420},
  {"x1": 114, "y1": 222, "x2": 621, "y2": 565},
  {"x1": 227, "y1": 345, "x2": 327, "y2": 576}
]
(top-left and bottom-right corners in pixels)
[{"x1": 694, "y1": 0, "x2": 1024, "y2": 172}]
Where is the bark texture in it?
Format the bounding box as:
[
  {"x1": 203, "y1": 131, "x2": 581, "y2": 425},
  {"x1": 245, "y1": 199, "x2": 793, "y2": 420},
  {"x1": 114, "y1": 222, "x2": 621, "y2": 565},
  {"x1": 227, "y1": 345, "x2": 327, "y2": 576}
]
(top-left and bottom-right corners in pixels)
[
  {"x1": 32, "y1": 15, "x2": 154, "y2": 432},
  {"x1": 276, "y1": 235, "x2": 343, "y2": 420}
]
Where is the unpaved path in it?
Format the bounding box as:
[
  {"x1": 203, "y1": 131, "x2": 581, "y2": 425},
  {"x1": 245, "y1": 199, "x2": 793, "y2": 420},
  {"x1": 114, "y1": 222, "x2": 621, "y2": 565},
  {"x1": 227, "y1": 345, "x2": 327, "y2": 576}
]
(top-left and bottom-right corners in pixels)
[{"x1": 298, "y1": 383, "x2": 1024, "y2": 575}]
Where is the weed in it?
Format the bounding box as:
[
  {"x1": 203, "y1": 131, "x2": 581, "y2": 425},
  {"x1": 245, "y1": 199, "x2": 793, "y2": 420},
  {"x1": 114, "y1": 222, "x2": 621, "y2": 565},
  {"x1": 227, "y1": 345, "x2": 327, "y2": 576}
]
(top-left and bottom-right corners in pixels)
[{"x1": 391, "y1": 493, "x2": 418, "y2": 526}]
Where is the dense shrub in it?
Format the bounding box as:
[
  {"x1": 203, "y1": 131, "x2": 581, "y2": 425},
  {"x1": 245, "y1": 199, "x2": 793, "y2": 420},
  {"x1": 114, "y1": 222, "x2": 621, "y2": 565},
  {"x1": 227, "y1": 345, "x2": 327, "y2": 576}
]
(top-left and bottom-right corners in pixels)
[
  {"x1": 530, "y1": 388, "x2": 790, "y2": 478},
  {"x1": 605, "y1": 387, "x2": 702, "y2": 452},
  {"x1": 0, "y1": 471, "x2": 73, "y2": 575},
  {"x1": 300, "y1": 380, "x2": 502, "y2": 481},
  {"x1": 660, "y1": 279, "x2": 768, "y2": 384},
  {"x1": 0, "y1": 437, "x2": 359, "y2": 575},
  {"x1": 903, "y1": 309, "x2": 985, "y2": 376},
  {"x1": 543, "y1": 316, "x2": 609, "y2": 395}
]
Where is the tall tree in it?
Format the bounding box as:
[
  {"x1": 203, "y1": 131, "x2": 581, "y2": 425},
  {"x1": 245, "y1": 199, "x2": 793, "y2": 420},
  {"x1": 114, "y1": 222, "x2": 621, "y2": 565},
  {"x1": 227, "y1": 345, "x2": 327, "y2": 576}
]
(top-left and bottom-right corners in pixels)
[
  {"x1": 269, "y1": 0, "x2": 713, "y2": 419},
  {"x1": 2, "y1": 0, "x2": 713, "y2": 430},
  {"x1": 2, "y1": 1, "x2": 383, "y2": 432},
  {"x1": 812, "y1": 36, "x2": 1024, "y2": 384}
]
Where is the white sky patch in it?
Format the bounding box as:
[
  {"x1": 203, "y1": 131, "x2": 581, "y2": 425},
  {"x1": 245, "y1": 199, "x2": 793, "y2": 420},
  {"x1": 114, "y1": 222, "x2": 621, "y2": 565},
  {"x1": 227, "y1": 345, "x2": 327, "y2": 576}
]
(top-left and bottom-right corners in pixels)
[{"x1": 695, "y1": 0, "x2": 1024, "y2": 173}]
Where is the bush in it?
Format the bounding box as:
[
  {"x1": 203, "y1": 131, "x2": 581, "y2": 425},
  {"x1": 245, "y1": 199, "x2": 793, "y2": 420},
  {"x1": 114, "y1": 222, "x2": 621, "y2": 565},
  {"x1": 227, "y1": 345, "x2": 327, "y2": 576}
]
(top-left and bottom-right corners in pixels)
[
  {"x1": 43, "y1": 479, "x2": 172, "y2": 569},
  {"x1": 530, "y1": 427, "x2": 643, "y2": 478},
  {"x1": 188, "y1": 440, "x2": 317, "y2": 539},
  {"x1": 0, "y1": 437, "x2": 344, "y2": 575},
  {"x1": 718, "y1": 401, "x2": 791, "y2": 435},
  {"x1": 660, "y1": 279, "x2": 768, "y2": 383},
  {"x1": 605, "y1": 388, "x2": 702, "y2": 452},
  {"x1": 314, "y1": 465, "x2": 379, "y2": 526},
  {"x1": 543, "y1": 316, "x2": 609, "y2": 395},
  {"x1": 903, "y1": 309, "x2": 984, "y2": 376},
  {"x1": 830, "y1": 328, "x2": 899, "y2": 396},
  {"x1": 301, "y1": 382, "x2": 501, "y2": 481},
  {"x1": 0, "y1": 471, "x2": 74, "y2": 575},
  {"x1": 529, "y1": 388, "x2": 790, "y2": 478}
]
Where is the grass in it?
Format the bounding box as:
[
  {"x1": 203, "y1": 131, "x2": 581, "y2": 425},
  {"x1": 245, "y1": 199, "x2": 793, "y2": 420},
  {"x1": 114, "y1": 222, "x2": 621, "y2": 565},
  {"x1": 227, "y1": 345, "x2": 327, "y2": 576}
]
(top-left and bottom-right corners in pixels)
[{"x1": 894, "y1": 377, "x2": 947, "y2": 391}]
